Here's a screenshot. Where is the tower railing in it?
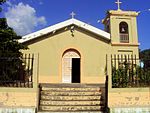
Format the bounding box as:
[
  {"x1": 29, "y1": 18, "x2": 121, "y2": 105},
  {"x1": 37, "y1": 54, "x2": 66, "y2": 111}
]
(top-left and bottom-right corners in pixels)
[{"x1": 120, "y1": 33, "x2": 129, "y2": 43}]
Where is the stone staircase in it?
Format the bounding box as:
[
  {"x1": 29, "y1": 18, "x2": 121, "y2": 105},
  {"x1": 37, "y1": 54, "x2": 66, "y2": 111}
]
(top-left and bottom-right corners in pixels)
[{"x1": 38, "y1": 83, "x2": 106, "y2": 113}]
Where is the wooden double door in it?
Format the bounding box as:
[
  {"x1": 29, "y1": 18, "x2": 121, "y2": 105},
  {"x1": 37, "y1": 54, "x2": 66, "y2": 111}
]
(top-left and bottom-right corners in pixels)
[{"x1": 62, "y1": 50, "x2": 80, "y2": 83}]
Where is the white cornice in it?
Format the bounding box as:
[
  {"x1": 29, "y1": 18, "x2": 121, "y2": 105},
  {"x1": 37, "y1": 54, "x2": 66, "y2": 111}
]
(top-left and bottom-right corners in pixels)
[{"x1": 19, "y1": 18, "x2": 110, "y2": 43}]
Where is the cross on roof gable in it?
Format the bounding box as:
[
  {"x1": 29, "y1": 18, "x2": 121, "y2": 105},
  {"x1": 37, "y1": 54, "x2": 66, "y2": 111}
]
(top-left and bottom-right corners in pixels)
[
  {"x1": 19, "y1": 18, "x2": 110, "y2": 43},
  {"x1": 70, "y1": 12, "x2": 76, "y2": 18}
]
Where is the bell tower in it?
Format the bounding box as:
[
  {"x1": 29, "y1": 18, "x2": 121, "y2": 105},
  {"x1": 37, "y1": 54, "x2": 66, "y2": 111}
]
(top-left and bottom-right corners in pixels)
[{"x1": 102, "y1": 2, "x2": 139, "y2": 45}]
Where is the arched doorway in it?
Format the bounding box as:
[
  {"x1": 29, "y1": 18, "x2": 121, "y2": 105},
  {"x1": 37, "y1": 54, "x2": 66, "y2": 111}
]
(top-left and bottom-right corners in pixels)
[{"x1": 62, "y1": 49, "x2": 81, "y2": 83}]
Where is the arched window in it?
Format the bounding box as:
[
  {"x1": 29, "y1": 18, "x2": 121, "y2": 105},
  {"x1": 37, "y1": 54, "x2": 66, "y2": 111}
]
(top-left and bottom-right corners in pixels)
[{"x1": 119, "y1": 22, "x2": 129, "y2": 43}]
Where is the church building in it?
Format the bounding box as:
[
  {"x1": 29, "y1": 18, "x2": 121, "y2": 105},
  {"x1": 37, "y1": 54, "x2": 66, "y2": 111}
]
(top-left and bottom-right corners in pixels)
[{"x1": 19, "y1": 9, "x2": 139, "y2": 84}]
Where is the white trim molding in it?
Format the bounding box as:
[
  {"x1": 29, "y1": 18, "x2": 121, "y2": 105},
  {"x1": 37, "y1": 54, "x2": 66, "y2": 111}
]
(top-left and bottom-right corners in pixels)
[{"x1": 19, "y1": 18, "x2": 110, "y2": 43}]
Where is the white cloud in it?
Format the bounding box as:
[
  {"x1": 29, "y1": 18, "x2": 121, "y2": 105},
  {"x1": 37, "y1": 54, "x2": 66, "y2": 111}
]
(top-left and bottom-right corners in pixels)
[
  {"x1": 6, "y1": 1, "x2": 12, "y2": 6},
  {"x1": 5, "y1": 2, "x2": 47, "y2": 36}
]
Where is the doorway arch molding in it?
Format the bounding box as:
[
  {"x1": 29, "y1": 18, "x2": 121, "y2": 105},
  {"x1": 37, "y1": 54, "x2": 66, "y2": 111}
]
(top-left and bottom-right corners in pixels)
[{"x1": 62, "y1": 49, "x2": 81, "y2": 58}]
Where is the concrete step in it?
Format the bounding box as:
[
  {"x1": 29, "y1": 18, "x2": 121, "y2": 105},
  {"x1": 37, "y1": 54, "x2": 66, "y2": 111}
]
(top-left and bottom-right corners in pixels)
[
  {"x1": 39, "y1": 105, "x2": 103, "y2": 112},
  {"x1": 41, "y1": 87, "x2": 101, "y2": 92},
  {"x1": 40, "y1": 83, "x2": 105, "y2": 88},
  {"x1": 40, "y1": 100, "x2": 102, "y2": 106},
  {"x1": 41, "y1": 95, "x2": 101, "y2": 101},
  {"x1": 38, "y1": 83, "x2": 105, "y2": 112},
  {"x1": 41, "y1": 91, "x2": 102, "y2": 96},
  {"x1": 38, "y1": 111, "x2": 103, "y2": 113}
]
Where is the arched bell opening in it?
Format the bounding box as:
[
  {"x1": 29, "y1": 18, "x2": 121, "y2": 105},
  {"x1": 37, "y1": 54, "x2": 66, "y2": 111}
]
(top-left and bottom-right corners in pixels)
[{"x1": 119, "y1": 22, "x2": 129, "y2": 43}]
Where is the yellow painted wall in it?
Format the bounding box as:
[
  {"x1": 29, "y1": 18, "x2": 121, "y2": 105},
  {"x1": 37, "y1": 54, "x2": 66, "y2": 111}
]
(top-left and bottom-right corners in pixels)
[
  {"x1": 111, "y1": 46, "x2": 139, "y2": 56},
  {"x1": 103, "y1": 10, "x2": 139, "y2": 45},
  {"x1": 108, "y1": 88, "x2": 150, "y2": 107},
  {"x1": 0, "y1": 88, "x2": 37, "y2": 107},
  {"x1": 23, "y1": 28, "x2": 111, "y2": 83},
  {"x1": 110, "y1": 16, "x2": 138, "y2": 44}
]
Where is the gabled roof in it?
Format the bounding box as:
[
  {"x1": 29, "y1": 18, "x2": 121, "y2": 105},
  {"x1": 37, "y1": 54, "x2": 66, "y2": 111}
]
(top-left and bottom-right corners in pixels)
[{"x1": 19, "y1": 18, "x2": 110, "y2": 43}]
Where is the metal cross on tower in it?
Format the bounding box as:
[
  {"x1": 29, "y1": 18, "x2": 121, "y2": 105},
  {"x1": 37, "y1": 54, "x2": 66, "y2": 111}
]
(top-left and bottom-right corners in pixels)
[
  {"x1": 115, "y1": 0, "x2": 122, "y2": 10},
  {"x1": 70, "y1": 12, "x2": 76, "y2": 18}
]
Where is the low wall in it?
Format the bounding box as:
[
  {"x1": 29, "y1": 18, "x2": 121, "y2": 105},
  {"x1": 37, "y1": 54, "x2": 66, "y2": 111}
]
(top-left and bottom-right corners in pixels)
[
  {"x1": 0, "y1": 107, "x2": 35, "y2": 113},
  {"x1": 110, "y1": 107, "x2": 150, "y2": 113},
  {"x1": 108, "y1": 88, "x2": 150, "y2": 113},
  {"x1": 0, "y1": 88, "x2": 38, "y2": 113}
]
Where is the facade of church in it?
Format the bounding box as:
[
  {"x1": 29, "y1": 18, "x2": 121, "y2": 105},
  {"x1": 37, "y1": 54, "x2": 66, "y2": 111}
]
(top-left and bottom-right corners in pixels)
[{"x1": 19, "y1": 10, "x2": 139, "y2": 84}]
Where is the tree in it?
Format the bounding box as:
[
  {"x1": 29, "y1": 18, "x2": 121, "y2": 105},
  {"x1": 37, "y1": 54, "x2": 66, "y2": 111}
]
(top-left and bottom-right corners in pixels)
[
  {"x1": 140, "y1": 49, "x2": 150, "y2": 85},
  {"x1": 0, "y1": 0, "x2": 6, "y2": 12},
  {"x1": 0, "y1": 1, "x2": 28, "y2": 83},
  {"x1": 140, "y1": 49, "x2": 150, "y2": 59},
  {"x1": 140, "y1": 49, "x2": 150, "y2": 69},
  {"x1": 0, "y1": 18, "x2": 27, "y2": 55},
  {"x1": 0, "y1": 0, "x2": 6, "y2": 4}
]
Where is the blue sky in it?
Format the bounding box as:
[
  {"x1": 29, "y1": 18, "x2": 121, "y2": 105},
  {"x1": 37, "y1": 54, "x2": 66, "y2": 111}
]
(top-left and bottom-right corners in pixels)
[{"x1": 0, "y1": 0, "x2": 150, "y2": 50}]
